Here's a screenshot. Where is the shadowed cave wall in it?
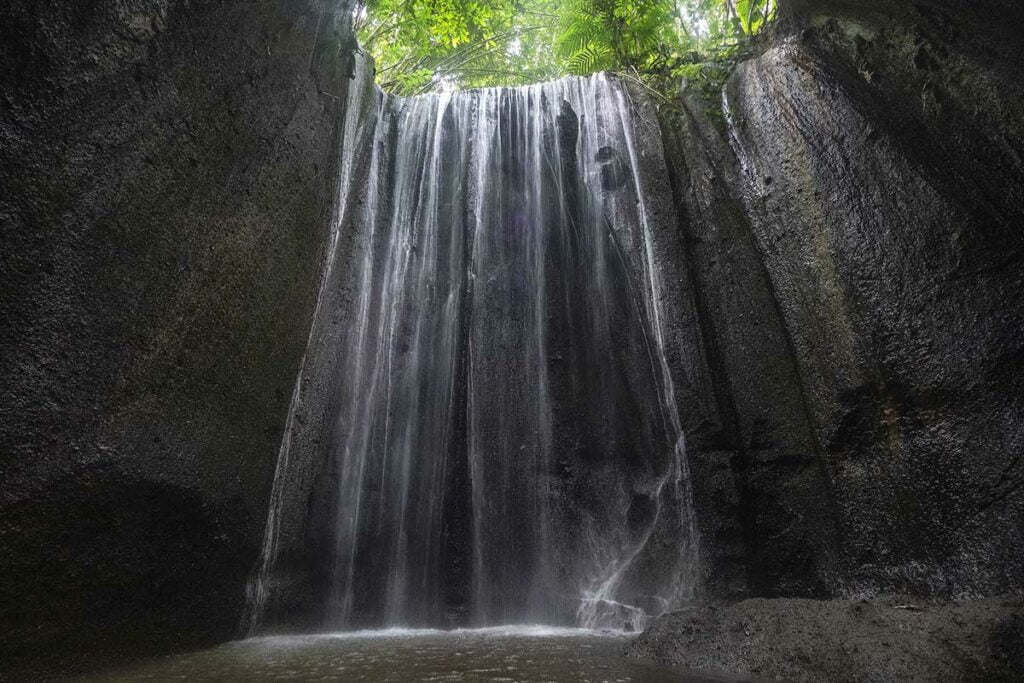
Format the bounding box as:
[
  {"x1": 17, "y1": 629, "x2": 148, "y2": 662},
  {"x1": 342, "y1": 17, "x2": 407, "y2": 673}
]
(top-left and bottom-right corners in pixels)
[{"x1": 0, "y1": 0, "x2": 357, "y2": 676}]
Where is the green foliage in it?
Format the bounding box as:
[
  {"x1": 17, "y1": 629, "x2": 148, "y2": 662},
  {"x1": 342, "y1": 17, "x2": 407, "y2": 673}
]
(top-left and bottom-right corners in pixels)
[
  {"x1": 355, "y1": 0, "x2": 558, "y2": 94},
  {"x1": 355, "y1": 0, "x2": 777, "y2": 95},
  {"x1": 556, "y1": 0, "x2": 681, "y2": 76}
]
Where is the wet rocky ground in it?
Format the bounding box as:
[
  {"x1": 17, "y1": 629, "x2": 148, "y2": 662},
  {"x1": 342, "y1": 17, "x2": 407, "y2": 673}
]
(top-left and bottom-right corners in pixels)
[{"x1": 627, "y1": 597, "x2": 1024, "y2": 681}]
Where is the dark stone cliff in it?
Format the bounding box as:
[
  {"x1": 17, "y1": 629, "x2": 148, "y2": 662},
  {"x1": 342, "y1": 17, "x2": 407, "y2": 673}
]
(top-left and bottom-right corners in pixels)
[
  {"x1": 0, "y1": 0, "x2": 355, "y2": 676},
  {"x1": 631, "y1": 2, "x2": 1024, "y2": 676},
  {"x1": 667, "y1": 0, "x2": 1024, "y2": 602}
]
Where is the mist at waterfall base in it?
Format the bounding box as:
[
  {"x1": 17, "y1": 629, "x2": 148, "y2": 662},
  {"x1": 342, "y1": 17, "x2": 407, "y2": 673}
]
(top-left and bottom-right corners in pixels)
[
  {"x1": 77, "y1": 628, "x2": 730, "y2": 682},
  {"x1": 246, "y1": 62, "x2": 699, "y2": 637}
]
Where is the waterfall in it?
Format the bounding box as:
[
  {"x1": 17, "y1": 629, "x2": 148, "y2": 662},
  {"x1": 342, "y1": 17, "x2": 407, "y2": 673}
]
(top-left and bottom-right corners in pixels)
[{"x1": 246, "y1": 70, "x2": 699, "y2": 635}]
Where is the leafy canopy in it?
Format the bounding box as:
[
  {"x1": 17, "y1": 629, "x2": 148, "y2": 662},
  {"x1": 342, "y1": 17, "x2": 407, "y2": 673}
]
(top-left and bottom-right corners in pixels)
[{"x1": 355, "y1": 0, "x2": 777, "y2": 95}]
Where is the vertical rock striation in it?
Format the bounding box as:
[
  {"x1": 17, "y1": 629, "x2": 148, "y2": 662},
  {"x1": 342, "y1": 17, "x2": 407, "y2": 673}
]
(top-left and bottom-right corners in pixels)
[
  {"x1": 727, "y1": 0, "x2": 1024, "y2": 597},
  {"x1": 660, "y1": 0, "x2": 1024, "y2": 603},
  {"x1": 659, "y1": 90, "x2": 839, "y2": 600},
  {"x1": 631, "y1": 2, "x2": 1024, "y2": 676}
]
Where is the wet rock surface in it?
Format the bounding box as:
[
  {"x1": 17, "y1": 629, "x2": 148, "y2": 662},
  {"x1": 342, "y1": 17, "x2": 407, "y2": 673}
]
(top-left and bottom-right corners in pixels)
[
  {"x1": 0, "y1": 0, "x2": 355, "y2": 677},
  {"x1": 660, "y1": 0, "x2": 1024, "y2": 600},
  {"x1": 636, "y1": 0, "x2": 1024, "y2": 676},
  {"x1": 727, "y1": 0, "x2": 1024, "y2": 597},
  {"x1": 659, "y1": 77, "x2": 838, "y2": 601},
  {"x1": 627, "y1": 597, "x2": 1024, "y2": 682}
]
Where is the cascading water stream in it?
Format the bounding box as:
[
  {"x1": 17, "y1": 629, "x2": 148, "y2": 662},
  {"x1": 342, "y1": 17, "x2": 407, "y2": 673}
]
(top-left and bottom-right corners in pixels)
[{"x1": 245, "y1": 67, "x2": 699, "y2": 636}]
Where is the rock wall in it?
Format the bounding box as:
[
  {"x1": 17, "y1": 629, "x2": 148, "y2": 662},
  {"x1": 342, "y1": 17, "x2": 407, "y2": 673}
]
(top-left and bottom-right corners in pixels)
[
  {"x1": 0, "y1": 0, "x2": 355, "y2": 676},
  {"x1": 244, "y1": 53, "x2": 378, "y2": 635},
  {"x1": 661, "y1": 91, "x2": 839, "y2": 600},
  {"x1": 627, "y1": 597, "x2": 1024, "y2": 681},
  {"x1": 668, "y1": 0, "x2": 1024, "y2": 600}
]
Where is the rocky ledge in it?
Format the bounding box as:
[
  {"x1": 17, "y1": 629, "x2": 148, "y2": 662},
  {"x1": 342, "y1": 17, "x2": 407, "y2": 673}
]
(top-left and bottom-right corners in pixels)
[{"x1": 627, "y1": 597, "x2": 1024, "y2": 681}]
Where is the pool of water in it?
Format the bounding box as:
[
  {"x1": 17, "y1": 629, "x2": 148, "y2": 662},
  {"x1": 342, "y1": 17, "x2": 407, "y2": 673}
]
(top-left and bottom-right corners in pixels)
[{"x1": 73, "y1": 626, "x2": 736, "y2": 682}]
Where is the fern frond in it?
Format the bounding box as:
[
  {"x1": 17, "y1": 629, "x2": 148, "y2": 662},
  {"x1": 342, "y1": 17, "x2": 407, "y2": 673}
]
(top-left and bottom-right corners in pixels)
[{"x1": 567, "y1": 44, "x2": 613, "y2": 75}]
